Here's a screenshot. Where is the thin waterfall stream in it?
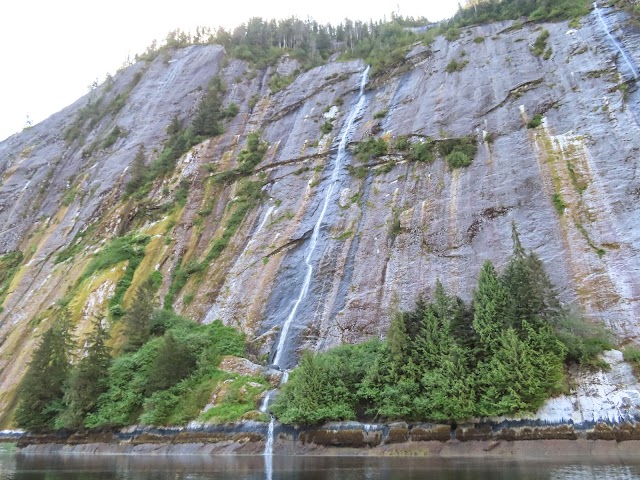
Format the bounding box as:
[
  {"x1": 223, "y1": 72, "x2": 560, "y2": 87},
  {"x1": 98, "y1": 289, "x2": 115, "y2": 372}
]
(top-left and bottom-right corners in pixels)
[
  {"x1": 261, "y1": 65, "x2": 371, "y2": 475},
  {"x1": 271, "y1": 65, "x2": 371, "y2": 370},
  {"x1": 593, "y1": 2, "x2": 639, "y2": 80}
]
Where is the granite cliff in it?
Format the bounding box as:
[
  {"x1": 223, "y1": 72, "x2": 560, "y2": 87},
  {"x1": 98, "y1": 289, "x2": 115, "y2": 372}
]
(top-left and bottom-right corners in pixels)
[{"x1": 0, "y1": 4, "x2": 639, "y2": 428}]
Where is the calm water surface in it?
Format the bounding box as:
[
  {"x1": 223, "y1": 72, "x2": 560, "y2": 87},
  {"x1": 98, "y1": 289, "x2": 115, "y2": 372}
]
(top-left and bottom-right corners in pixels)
[{"x1": 1, "y1": 453, "x2": 640, "y2": 479}]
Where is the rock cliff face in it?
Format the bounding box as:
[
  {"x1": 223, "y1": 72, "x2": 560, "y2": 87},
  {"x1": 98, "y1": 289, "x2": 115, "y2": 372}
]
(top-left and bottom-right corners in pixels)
[{"x1": 1, "y1": 6, "x2": 639, "y2": 425}]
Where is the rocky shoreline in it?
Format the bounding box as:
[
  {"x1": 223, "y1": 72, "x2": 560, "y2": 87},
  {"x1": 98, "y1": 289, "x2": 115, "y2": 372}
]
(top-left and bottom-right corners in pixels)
[{"x1": 9, "y1": 420, "x2": 640, "y2": 457}]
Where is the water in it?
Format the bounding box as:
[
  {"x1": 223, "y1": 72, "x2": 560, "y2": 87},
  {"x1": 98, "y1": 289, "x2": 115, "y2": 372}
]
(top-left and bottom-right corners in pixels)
[
  {"x1": 264, "y1": 419, "x2": 275, "y2": 480},
  {"x1": 592, "y1": 2, "x2": 639, "y2": 80},
  {"x1": 271, "y1": 65, "x2": 370, "y2": 369},
  {"x1": 2, "y1": 453, "x2": 640, "y2": 479}
]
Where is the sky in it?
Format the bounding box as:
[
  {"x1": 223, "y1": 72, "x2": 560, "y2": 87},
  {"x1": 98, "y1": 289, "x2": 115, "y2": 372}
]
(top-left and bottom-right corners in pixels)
[{"x1": 0, "y1": 0, "x2": 460, "y2": 142}]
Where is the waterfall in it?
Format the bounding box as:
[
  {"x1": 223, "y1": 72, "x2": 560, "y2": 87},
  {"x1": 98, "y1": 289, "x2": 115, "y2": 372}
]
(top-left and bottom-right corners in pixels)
[
  {"x1": 264, "y1": 417, "x2": 274, "y2": 480},
  {"x1": 271, "y1": 65, "x2": 370, "y2": 369},
  {"x1": 593, "y1": 2, "x2": 639, "y2": 80},
  {"x1": 261, "y1": 66, "x2": 370, "y2": 475}
]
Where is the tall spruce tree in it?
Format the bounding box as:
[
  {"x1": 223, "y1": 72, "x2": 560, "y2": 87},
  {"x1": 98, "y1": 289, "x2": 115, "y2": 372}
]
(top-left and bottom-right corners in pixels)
[
  {"x1": 123, "y1": 278, "x2": 156, "y2": 352},
  {"x1": 58, "y1": 317, "x2": 111, "y2": 429},
  {"x1": 145, "y1": 333, "x2": 196, "y2": 395},
  {"x1": 387, "y1": 310, "x2": 411, "y2": 375},
  {"x1": 415, "y1": 281, "x2": 452, "y2": 372},
  {"x1": 473, "y1": 261, "x2": 513, "y2": 357},
  {"x1": 502, "y1": 223, "x2": 560, "y2": 329},
  {"x1": 15, "y1": 314, "x2": 73, "y2": 431}
]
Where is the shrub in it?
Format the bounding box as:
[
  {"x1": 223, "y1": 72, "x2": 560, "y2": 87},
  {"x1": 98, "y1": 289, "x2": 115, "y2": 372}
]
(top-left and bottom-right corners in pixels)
[
  {"x1": 321, "y1": 121, "x2": 333, "y2": 135},
  {"x1": 532, "y1": 30, "x2": 550, "y2": 57},
  {"x1": 624, "y1": 347, "x2": 640, "y2": 376},
  {"x1": 393, "y1": 136, "x2": 410, "y2": 151},
  {"x1": 446, "y1": 151, "x2": 471, "y2": 169},
  {"x1": 527, "y1": 114, "x2": 543, "y2": 129},
  {"x1": 408, "y1": 141, "x2": 435, "y2": 163},
  {"x1": 100, "y1": 125, "x2": 124, "y2": 149},
  {"x1": 445, "y1": 27, "x2": 461, "y2": 42},
  {"x1": 551, "y1": 193, "x2": 566, "y2": 214},
  {"x1": 445, "y1": 59, "x2": 468, "y2": 73},
  {"x1": 373, "y1": 109, "x2": 388, "y2": 120},
  {"x1": 354, "y1": 137, "x2": 387, "y2": 162}
]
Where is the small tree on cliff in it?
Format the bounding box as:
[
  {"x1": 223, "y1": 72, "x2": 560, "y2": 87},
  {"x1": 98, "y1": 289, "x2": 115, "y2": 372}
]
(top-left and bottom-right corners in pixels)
[
  {"x1": 124, "y1": 144, "x2": 146, "y2": 195},
  {"x1": 15, "y1": 314, "x2": 73, "y2": 431}
]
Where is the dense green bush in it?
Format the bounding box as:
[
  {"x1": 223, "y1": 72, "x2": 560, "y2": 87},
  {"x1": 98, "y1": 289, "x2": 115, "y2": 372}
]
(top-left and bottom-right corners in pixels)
[
  {"x1": 444, "y1": 27, "x2": 462, "y2": 41},
  {"x1": 354, "y1": 137, "x2": 388, "y2": 162},
  {"x1": 439, "y1": 136, "x2": 477, "y2": 169},
  {"x1": 446, "y1": 151, "x2": 471, "y2": 169},
  {"x1": 408, "y1": 141, "x2": 435, "y2": 163},
  {"x1": 445, "y1": 59, "x2": 468, "y2": 73},
  {"x1": 86, "y1": 315, "x2": 245, "y2": 428},
  {"x1": 528, "y1": 114, "x2": 543, "y2": 128},
  {"x1": 532, "y1": 30, "x2": 550, "y2": 56},
  {"x1": 321, "y1": 121, "x2": 333, "y2": 135}
]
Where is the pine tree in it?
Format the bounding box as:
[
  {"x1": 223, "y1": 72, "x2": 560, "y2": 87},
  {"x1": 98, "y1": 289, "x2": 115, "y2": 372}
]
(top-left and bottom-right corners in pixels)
[
  {"x1": 124, "y1": 144, "x2": 146, "y2": 195},
  {"x1": 502, "y1": 223, "x2": 561, "y2": 329},
  {"x1": 123, "y1": 279, "x2": 156, "y2": 352},
  {"x1": 472, "y1": 261, "x2": 513, "y2": 357},
  {"x1": 448, "y1": 296, "x2": 476, "y2": 352},
  {"x1": 387, "y1": 311, "x2": 411, "y2": 377},
  {"x1": 58, "y1": 317, "x2": 111, "y2": 429},
  {"x1": 15, "y1": 315, "x2": 73, "y2": 431},
  {"x1": 414, "y1": 283, "x2": 452, "y2": 372},
  {"x1": 145, "y1": 333, "x2": 196, "y2": 394},
  {"x1": 418, "y1": 343, "x2": 475, "y2": 421}
]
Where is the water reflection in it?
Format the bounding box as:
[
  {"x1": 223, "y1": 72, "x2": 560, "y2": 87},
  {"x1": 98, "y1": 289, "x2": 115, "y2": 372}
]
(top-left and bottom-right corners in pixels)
[
  {"x1": 551, "y1": 464, "x2": 639, "y2": 480},
  {"x1": 1, "y1": 454, "x2": 640, "y2": 479}
]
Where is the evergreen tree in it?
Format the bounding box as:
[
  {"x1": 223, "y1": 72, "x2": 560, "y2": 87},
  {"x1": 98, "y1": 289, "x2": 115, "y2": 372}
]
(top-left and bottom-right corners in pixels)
[
  {"x1": 414, "y1": 282, "x2": 452, "y2": 372},
  {"x1": 448, "y1": 296, "x2": 476, "y2": 352},
  {"x1": 123, "y1": 279, "x2": 156, "y2": 352},
  {"x1": 15, "y1": 315, "x2": 73, "y2": 431},
  {"x1": 473, "y1": 261, "x2": 512, "y2": 357},
  {"x1": 145, "y1": 333, "x2": 196, "y2": 394},
  {"x1": 476, "y1": 323, "x2": 565, "y2": 416},
  {"x1": 501, "y1": 223, "x2": 560, "y2": 329},
  {"x1": 124, "y1": 144, "x2": 146, "y2": 195},
  {"x1": 58, "y1": 317, "x2": 111, "y2": 429},
  {"x1": 386, "y1": 310, "x2": 412, "y2": 378},
  {"x1": 418, "y1": 343, "x2": 476, "y2": 421}
]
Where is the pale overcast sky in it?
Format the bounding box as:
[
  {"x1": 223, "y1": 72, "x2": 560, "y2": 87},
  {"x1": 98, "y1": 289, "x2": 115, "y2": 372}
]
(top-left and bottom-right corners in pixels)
[{"x1": 0, "y1": 0, "x2": 460, "y2": 142}]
